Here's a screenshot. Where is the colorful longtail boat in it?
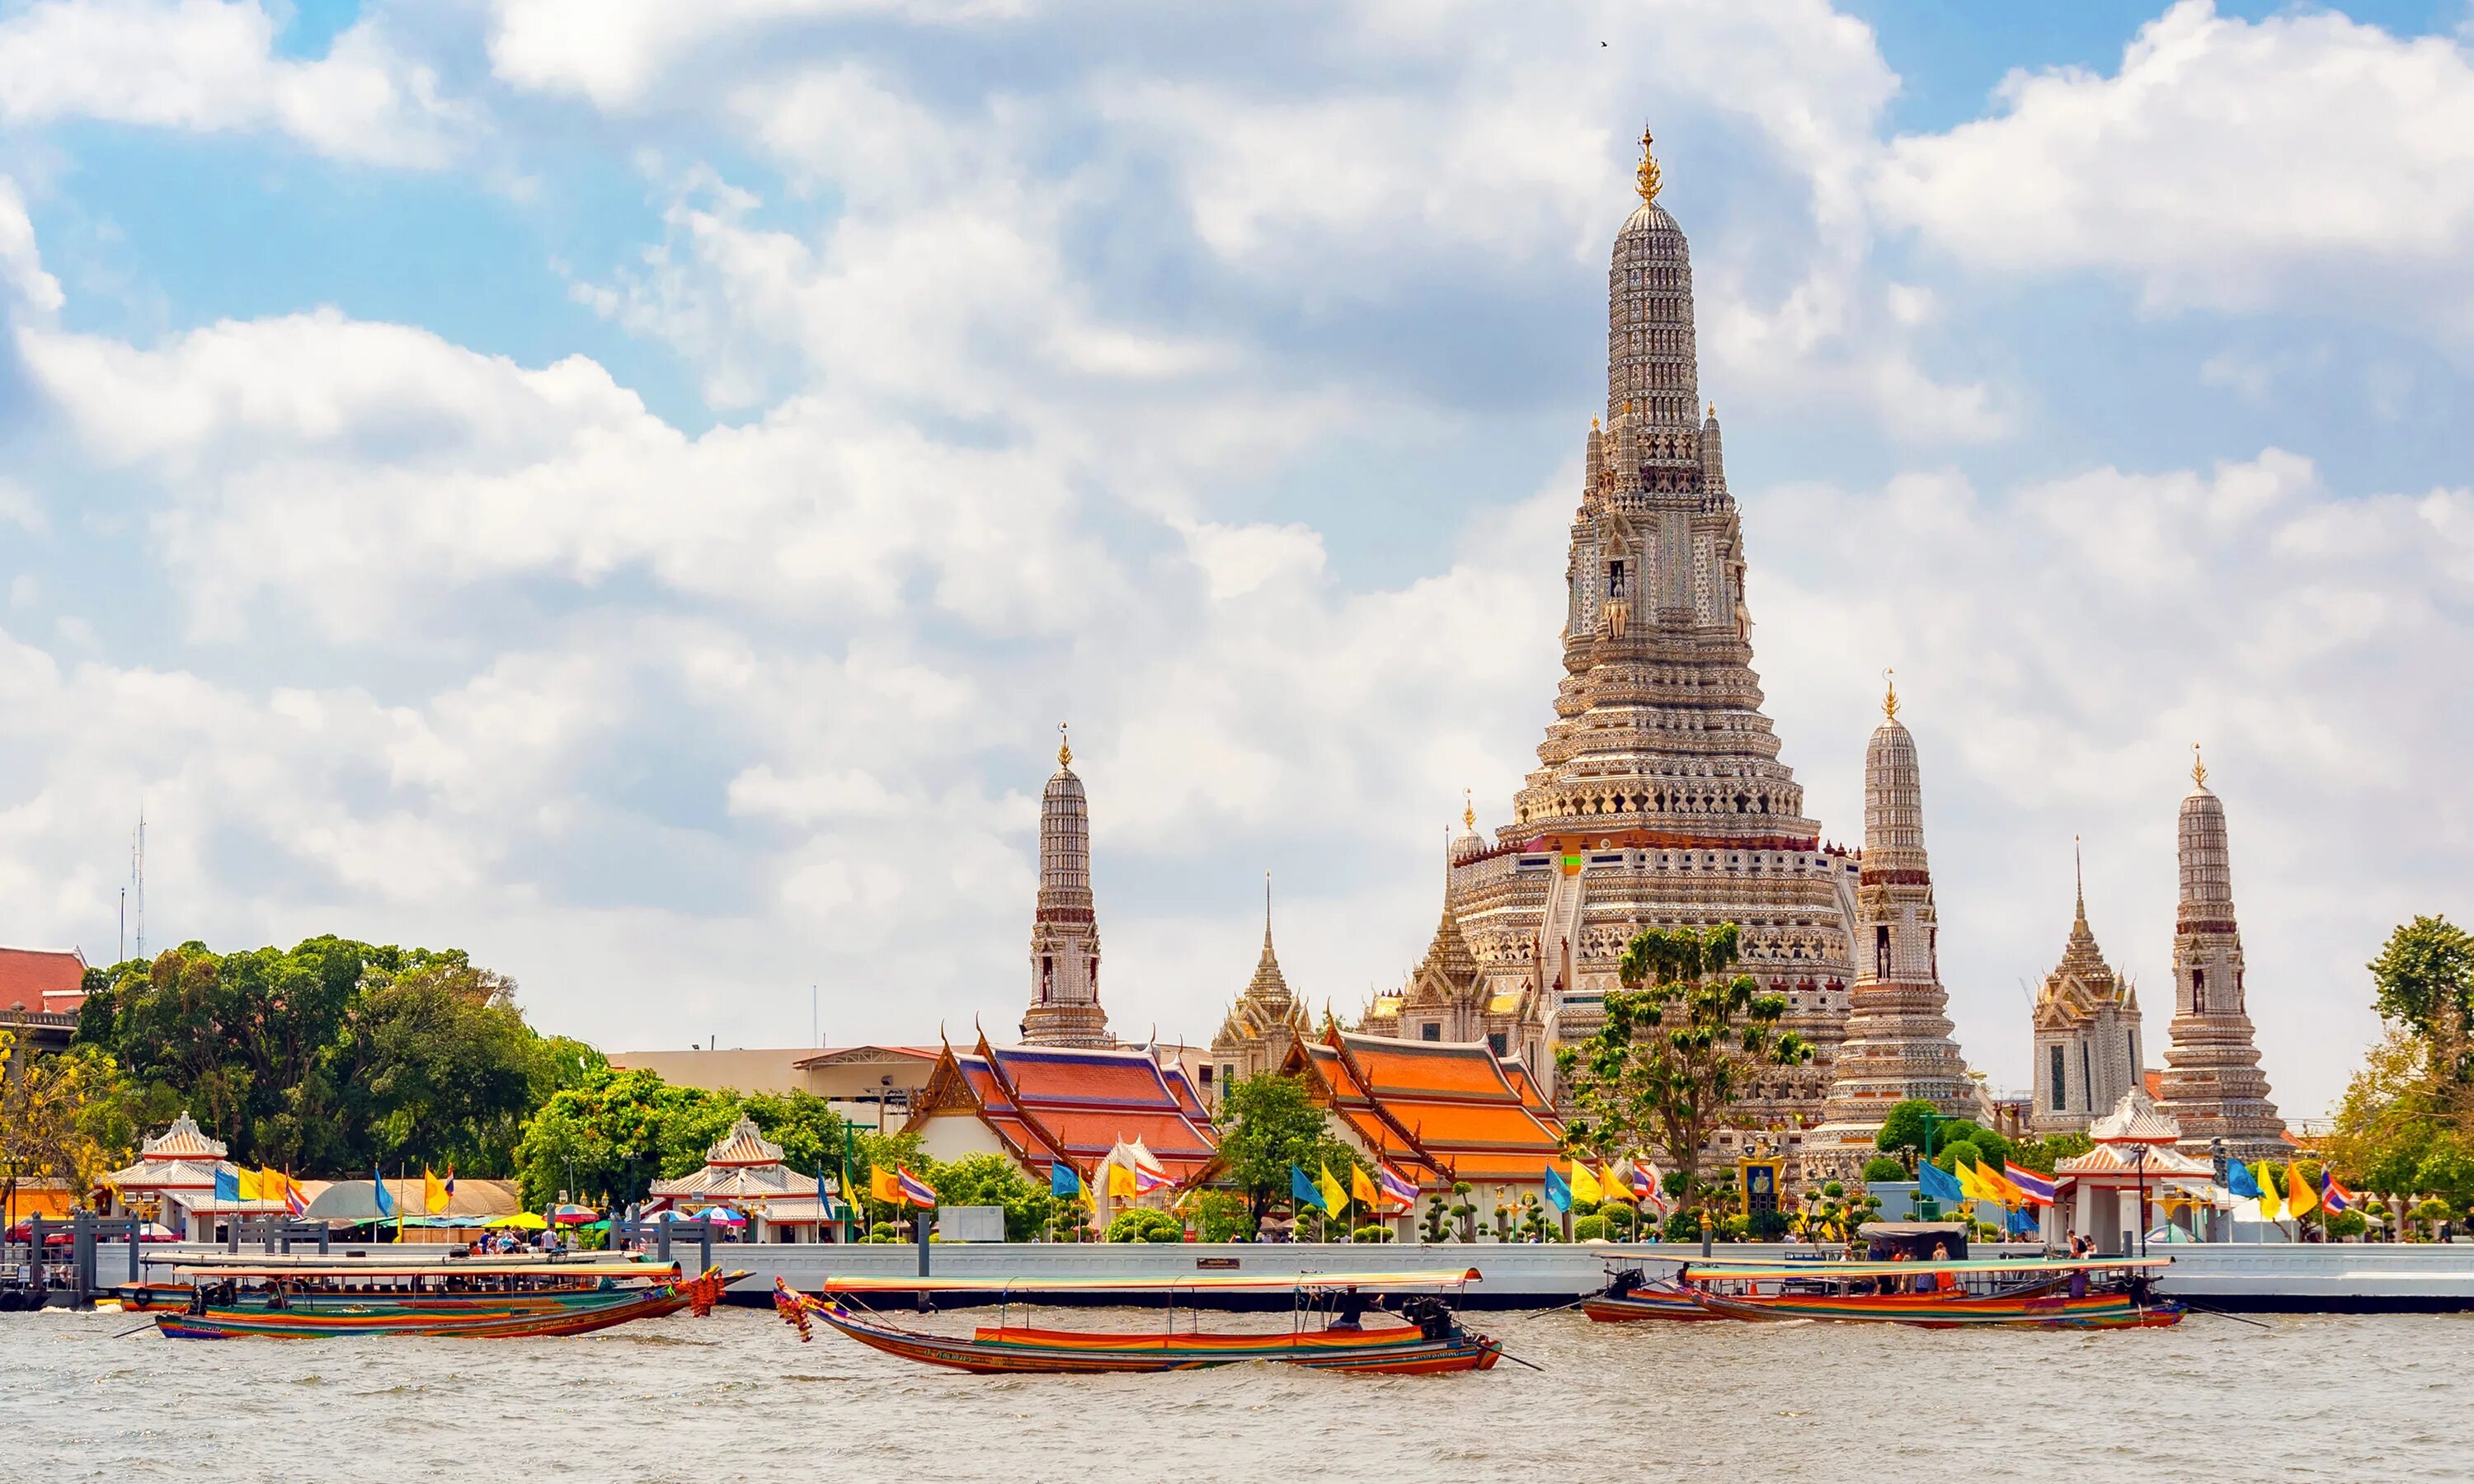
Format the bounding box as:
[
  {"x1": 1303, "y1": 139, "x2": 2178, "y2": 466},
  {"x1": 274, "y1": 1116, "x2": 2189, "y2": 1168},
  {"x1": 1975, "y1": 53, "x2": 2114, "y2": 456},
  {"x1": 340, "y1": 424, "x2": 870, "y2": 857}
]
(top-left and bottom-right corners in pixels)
[
  {"x1": 778, "y1": 1269, "x2": 1505, "y2": 1374},
  {"x1": 1670, "y1": 1256, "x2": 2182, "y2": 1330},
  {"x1": 1581, "y1": 1268, "x2": 1723, "y2": 1322},
  {"x1": 151, "y1": 1256, "x2": 731, "y2": 1339}
]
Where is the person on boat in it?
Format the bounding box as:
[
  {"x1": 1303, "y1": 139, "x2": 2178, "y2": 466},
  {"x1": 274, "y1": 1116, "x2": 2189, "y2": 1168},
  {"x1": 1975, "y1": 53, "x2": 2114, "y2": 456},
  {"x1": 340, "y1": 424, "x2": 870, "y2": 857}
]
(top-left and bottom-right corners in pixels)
[
  {"x1": 1329, "y1": 1286, "x2": 1380, "y2": 1330},
  {"x1": 1926, "y1": 1242, "x2": 1954, "y2": 1294}
]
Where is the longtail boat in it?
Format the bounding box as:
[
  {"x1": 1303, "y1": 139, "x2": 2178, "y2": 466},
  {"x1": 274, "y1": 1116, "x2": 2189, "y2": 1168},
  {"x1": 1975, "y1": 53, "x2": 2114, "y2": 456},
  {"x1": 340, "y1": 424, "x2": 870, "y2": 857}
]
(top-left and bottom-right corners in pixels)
[
  {"x1": 1670, "y1": 1256, "x2": 2181, "y2": 1330},
  {"x1": 776, "y1": 1269, "x2": 1507, "y2": 1374},
  {"x1": 1581, "y1": 1267, "x2": 1724, "y2": 1322},
  {"x1": 151, "y1": 1256, "x2": 733, "y2": 1339}
]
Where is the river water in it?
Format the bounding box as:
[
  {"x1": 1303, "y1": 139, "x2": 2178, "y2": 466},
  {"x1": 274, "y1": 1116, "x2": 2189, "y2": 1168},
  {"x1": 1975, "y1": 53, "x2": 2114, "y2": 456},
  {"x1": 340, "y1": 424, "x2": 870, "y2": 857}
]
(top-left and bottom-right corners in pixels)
[{"x1": 4, "y1": 1304, "x2": 2465, "y2": 1480}]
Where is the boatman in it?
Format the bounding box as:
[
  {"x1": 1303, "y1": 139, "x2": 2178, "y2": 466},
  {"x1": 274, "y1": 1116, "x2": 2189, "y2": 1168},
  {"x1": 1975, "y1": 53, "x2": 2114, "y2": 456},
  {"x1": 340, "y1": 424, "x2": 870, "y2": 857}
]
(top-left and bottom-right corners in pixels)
[{"x1": 1329, "y1": 1285, "x2": 1377, "y2": 1330}]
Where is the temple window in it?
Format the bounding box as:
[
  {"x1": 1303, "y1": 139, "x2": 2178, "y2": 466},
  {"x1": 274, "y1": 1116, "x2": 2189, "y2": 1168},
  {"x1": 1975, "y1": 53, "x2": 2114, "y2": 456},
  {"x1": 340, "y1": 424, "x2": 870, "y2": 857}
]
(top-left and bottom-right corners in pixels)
[
  {"x1": 2192, "y1": 967, "x2": 2205, "y2": 1012},
  {"x1": 1419, "y1": 1023, "x2": 1442, "y2": 1042},
  {"x1": 2049, "y1": 1045, "x2": 2066, "y2": 1111},
  {"x1": 2081, "y1": 1043, "x2": 2094, "y2": 1111},
  {"x1": 1488, "y1": 1032, "x2": 1507, "y2": 1056},
  {"x1": 1874, "y1": 925, "x2": 1889, "y2": 980}
]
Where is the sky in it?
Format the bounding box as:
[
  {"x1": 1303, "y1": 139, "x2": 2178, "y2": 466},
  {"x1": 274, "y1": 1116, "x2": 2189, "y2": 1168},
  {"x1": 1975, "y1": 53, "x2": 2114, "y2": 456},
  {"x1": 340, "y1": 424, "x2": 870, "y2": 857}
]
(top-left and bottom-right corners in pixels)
[{"x1": 2, "y1": 0, "x2": 2470, "y2": 1120}]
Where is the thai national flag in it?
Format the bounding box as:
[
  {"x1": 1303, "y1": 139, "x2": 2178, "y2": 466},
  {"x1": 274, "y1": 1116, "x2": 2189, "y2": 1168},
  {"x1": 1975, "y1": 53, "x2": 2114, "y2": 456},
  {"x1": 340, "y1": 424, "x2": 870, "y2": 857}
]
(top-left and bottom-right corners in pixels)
[
  {"x1": 2003, "y1": 1162, "x2": 2057, "y2": 1206},
  {"x1": 1131, "y1": 1165, "x2": 1176, "y2": 1195},
  {"x1": 1630, "y1": 1163, "x2": 1661, "y2": 1208},
  {"x1": 2322, "y1": 1173, "x2": 2355, "y2": 1213},
  {"x1": 895, "y1": 1166, "x2": 938, "y2": 1207},
  {"x1": 1377, "y1": 1164, "x2": 1418, "y2": 1208}
]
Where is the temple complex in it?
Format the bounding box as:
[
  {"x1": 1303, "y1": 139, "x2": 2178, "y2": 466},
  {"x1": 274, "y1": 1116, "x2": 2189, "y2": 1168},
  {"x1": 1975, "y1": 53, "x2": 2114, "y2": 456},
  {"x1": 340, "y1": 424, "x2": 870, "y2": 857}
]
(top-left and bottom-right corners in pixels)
[
  {"x1": 1382, "y1": 131, "x2": 1856, "y2": 1128},
  {"x1": 2044, "y1": 1086, "x2": 2216, "y2": 1253},
  {"x1": 1808, "y1": 679, "x2": 1976, "y2": 1172},
  {"x1": 102, "y1": 1112, "x2": 285, "y2": 1240},
  {"x1": 1021, "y1": 726, "x2": 1112, "y2": 1049},
  {"x1": 647, "y1": 1115, "x2": 845, "y2": 1242},
  {"x1": 1206, "y1": 880, "x2": 1312, "y2": 1110},
  {"x1": 2157, "y1": 749, "x2": 2286, "y2": 1162},
  {"x1": 2030, "y1": 852, "x2": 2143, "y2": 1135}
]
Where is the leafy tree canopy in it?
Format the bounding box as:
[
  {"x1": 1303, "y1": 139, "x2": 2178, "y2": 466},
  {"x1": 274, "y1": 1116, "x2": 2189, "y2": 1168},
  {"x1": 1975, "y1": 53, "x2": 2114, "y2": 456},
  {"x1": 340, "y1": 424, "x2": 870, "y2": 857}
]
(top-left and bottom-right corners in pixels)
[
  {"x1": 2371, "y1": 916, "x2": 2474, "y2": 1081},
  {"x1": 1214, "y1": 1072, "x2": 1362, "y2": 1219}
]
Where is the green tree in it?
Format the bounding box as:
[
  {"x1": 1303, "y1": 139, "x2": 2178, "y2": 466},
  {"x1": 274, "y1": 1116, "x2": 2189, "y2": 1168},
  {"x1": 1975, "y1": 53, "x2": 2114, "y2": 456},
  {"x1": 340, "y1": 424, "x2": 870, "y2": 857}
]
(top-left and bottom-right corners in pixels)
[
  {"x1": 923, "y1": 1152, "x2": 1056, "y2": 1240},
  {"x1": 1860, "y1": 1155, "x2": 1908, "y2": 1184},
  {"x1": 1, "y1": 1031, "x2": 139, "y2": 1219},
  {"x1": 2007, "y1": 1132, "x2": 2092, "y2": 1175},
  {"x1": 1557, "y1": 923, "x2": 1813, "y2": 1198},
  {"x1": 2370, "y1": 916, "x2": 2474, "y2": 1081},
  {"x1": 1214, "y1": 1073, "x2": 1362, "y2": 1221},
  {"x1": 512, "y1": 1066, "x2": 741, "y2": 1208}
]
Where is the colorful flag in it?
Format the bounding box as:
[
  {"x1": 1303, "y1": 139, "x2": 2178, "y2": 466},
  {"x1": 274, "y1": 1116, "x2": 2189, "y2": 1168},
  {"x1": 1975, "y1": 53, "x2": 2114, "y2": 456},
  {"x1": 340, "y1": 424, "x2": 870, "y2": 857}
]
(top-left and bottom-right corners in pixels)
[
  {"x1": 2251, "y1": 1161, "x2": 2282, "y2": 1221},
  {"x1": 1598, "y1": 1166, "x2": 1625, "y2": 1204},
  {"x1": 214, "y1": 1166, "x2": 239, "y2": 1205},
  {"x1": 1544, "y1": 1164, "x2": 1573, "y2": 1214},
  {"x1": 895, "y1": 1167, "x2": 937, "y2": 1207},
  {"x1": 423, "y1": 1167, "x2": 449, "y2": 1215},
  {"x1": 2323, "y1": 1173, "x2": 2356, "y2": 1214},
  {"x1": 1316, "y1": 1162, "x2": 1348, "y2": 1218},
  {"x1": 2003, "y1": 1162, "x2": 2057, "y2": 1205},
  {"x1": 1351, "y1": 1165, "x2": 1380, "y2": 1209},
  {"x1": 283, "y1": 1171, "x2": 308, "y2": 1217},
  {"x1": 2284, "y1": 1162, "x2": 2320, "y2": 1218},
  {"x1": 2224, "y1": 1159, "x2": 2261, "y2": 1200},
  {"x1": 235, "y1": 1167, "x2": 261, "y2": 1203},
  {"x1": 1629, "y1": 1162, "x2": 1659, "y2": 1206},
  {"x1": 1917, "y1": 1159, "x2": 1965, "y2": 1205},
  {"x1": 1131, "y1": 1165, "x2": 1175, "y2": 1195},
  {"x1": 1377, "y1": 1163, "x2": 1418, "y2": 1209},
  {"x1": 1979, "y1": 1162, "x2": 2031, "y2": 1207},
  {"x1": 1569, "y1": 1162, "x2": 1603, "y2": 1205},
  {"x1": 1108, "y1": 1162, "x2": 1141, "y2": 1199},
  {"x1": 868, "y1": 1167, "x2": 901, "y2": 1205},
  {"x1": 1290, "y1": 1163, "x2": 1326, "y2": 1212},
  {"x1": 1051, "y1": 1163, "x2": 1082, "y2": 1198},
  {"x1": 370, "y1": 1168, "x2": 397, "y2": 1219}
]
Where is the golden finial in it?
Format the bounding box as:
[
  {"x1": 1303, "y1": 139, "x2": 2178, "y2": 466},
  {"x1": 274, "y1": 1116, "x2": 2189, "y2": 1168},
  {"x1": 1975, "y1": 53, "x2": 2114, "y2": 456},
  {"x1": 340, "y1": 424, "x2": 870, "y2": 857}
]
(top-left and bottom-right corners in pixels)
[
  {"x1": 1882, "y1": 668, "x2": 1898, "y2": 721},
  {"x1": 1707, "y1": 402, "x2": 1716, "y2": 419},
  {"x1": 1464, "y1": 788, "x2": 1475, "y2": 832},
  {"x1": 1057, "y1": 721, "x2": 1072, "y2": 769},
  {"x1": 1634, "y1": 127, "x2": 1662, "y2": 205},
  {"x1": 2191, "y1": 743, "x2": 2207, "y2": 788},
  {"x1": 1591, "y1": 416, "x2": 1600, "y2": 430}
]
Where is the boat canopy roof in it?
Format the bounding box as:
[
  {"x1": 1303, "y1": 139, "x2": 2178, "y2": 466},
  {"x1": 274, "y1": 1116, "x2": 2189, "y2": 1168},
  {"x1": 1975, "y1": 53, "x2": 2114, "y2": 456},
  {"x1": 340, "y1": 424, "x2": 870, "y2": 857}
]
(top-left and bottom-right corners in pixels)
[
  {"x1": 167, "y1": 1249, "x2": 649, "y2": 1269},
  {"x1": 821, "y1": 1267, "x2": 1483, "y2": 1294},
  {"x1": 172, "y1": 1259, "x2": 683, "y2": 1280},
  {"x1": 1677, "y1": 1256, "x2": 2170, "y2": 1281}
]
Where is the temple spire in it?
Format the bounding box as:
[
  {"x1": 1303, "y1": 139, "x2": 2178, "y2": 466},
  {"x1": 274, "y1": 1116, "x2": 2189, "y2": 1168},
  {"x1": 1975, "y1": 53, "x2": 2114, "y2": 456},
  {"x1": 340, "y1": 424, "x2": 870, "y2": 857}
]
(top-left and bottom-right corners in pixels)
[
  {"x1": 2190, "y1": 741, "x2": 2208, "y2": 788},
  {"x1": 1023, "y1": 727, "x2": 1111, "y2": 1047},
  {"x1": 2157, "y1": 760, "x2": 2284, "y2": 1159},
  {"x1": 1634, "y1": 126, "x2": 1662, "y2": 205},
  {"x1": 1883, "y1": 667, "x2": 1899, "y2": 721}
]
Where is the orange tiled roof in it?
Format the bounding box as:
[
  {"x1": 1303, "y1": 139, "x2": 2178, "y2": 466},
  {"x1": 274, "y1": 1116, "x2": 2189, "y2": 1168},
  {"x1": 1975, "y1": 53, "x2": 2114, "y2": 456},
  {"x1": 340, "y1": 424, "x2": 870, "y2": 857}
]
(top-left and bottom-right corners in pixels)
[
  {"x1": 0, "y1": 946, "x2": 86, "y2": 1014},
  {"x1": 1292, "y1": 1030, "x2": 1566, "y2": 1189},
  {"x1": 908, "y1": 1038, "x2": 1219, "y2": 1182}
]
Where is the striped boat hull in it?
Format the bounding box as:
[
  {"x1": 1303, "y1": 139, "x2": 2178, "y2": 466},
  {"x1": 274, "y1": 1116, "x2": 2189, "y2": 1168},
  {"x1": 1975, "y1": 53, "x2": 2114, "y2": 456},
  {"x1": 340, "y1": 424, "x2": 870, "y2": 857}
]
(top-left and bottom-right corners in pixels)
[
  {"x1": 1583, "y1": 1284, "x2": 1725, "y2": 1323},
  {"x1": 154, "y1": 1284, "x2": 690, "y2": 1339},
  {"x1": 816, "y1": 1303, "x2": 1503, "y2": 1374},
  {"x1": 1685, "y1": 1288, "x2": 2182, "y2": 1329}
]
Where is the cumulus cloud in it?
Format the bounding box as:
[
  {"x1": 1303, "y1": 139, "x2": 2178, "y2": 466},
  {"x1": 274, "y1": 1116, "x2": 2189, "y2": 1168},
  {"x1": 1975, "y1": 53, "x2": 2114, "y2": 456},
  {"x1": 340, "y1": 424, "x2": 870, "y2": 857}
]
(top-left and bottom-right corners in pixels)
[
  {"x1": 0, "y1": 0, "x2": 475, "y2": 167},
  {"x1": 0, "y1": 175, "x2": 63, "y2": 320},
  {"x1": 1874, "y1": 1, "x2": 2474, "y2": 332}
]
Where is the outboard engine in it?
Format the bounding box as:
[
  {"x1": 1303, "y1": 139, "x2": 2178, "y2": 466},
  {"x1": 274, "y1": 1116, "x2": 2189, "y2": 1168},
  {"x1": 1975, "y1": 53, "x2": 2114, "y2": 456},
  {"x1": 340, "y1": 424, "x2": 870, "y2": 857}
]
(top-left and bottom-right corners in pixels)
[
  {"x1": 1399, "y1": 1295, "x2": 1456, "y2": 1342},
  {"x1": 1605, "y1": 1267, "x2": 1645, "y2": 1300}
]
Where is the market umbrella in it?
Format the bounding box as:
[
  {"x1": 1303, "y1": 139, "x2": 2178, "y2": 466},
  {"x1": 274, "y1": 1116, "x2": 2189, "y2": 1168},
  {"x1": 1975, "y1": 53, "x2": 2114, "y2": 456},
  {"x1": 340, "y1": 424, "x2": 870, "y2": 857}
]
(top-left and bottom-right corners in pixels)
[
  {"x1": 484, "y1": 1211, "x2": 548, "y2": 1230},
  {"x1": 699, "y1": 1207, "x2": 746, "y2": 1226},
  {"x1": 548, "y1": 1204, "x2": 599, "y2": 1226}
]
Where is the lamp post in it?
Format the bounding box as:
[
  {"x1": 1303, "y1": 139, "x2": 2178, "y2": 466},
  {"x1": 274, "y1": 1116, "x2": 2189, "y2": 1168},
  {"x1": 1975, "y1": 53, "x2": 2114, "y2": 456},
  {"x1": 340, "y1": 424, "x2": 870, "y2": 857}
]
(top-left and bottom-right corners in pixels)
[
  {"x1": 2131, "y1": 1144, "x2": 2150, "y2": 1257},
  {"x1": 2209, "y1": 1138, "x2": 2226, "y2": 1242}
]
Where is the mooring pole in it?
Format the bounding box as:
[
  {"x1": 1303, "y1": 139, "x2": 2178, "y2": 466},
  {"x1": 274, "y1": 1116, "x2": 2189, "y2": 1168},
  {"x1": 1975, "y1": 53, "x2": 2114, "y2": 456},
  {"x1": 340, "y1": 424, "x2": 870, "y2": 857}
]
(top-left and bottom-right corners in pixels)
[{"x1": 916, "y1": 1208, "x2": 931, "y2": 1278}]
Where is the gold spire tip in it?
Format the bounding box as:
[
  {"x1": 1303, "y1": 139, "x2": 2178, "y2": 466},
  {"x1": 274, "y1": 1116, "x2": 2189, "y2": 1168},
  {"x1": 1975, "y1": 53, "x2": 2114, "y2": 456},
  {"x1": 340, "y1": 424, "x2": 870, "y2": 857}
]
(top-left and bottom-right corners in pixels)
[
  {"x1": 1634, "y1": 126, "x2": 1662, "y2": 205},
  {"x1": 1463, "y1": 787, "x2": 1475, "y2": 832},
  {"x1": 1057, "y1": 721, "x2": 1071, "y2": 768},
  {"x1": 1882, "y1": 667, "x2": 1898, "y2": 721},
  {"x1": 2190, "y1": 742, "x2": 2208, "y2": 787}
]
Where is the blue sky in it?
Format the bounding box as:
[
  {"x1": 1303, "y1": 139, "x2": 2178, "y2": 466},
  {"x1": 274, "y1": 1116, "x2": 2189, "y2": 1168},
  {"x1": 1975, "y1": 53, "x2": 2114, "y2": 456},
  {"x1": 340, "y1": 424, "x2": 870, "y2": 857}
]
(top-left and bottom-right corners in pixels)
[{"x1": 3, "y1": 0, "x2": 2472, "y2": 1120}]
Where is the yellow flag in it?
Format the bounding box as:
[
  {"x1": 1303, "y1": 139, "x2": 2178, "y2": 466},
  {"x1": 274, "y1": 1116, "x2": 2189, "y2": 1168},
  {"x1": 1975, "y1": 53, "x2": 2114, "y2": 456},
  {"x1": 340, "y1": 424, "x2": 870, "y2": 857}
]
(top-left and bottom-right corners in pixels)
[
  {"x1": 1316, "y1": 1162, "x2": 1348, "y2": 1218},
  {"x1": 1599, "y1": 1166, "x2": 1625, "y2": 1203},
  {"x1": 1351, "y1": 1165, "x2": 1380, "y2": 1209},
  {"x1": 423, "y1": 1167, "x2": 449, "y2": 1214},
  {"x1": 1569, "y1": 1162, "x2": 1603, "y2": 1205},
  {"x1": 1954, "y1": 1156, "x2": 2001, "y2": 1204},
  {"x1": 2252, "y1": 1161, "x2": 2281, "y2": 1221},
  {"x1": 869, "y1": 1167, "x2": 901, "y2": 1205},
  {"x1": 235, "y1": 1167, "x2": 261, "y2": 1203},
  {"x1": 1106, "y1": 1162, "x2": 1138, "y2": 1200},
  {"x1": 2284, "y1": 1161, "x2": 2319, "y2": 1218}
]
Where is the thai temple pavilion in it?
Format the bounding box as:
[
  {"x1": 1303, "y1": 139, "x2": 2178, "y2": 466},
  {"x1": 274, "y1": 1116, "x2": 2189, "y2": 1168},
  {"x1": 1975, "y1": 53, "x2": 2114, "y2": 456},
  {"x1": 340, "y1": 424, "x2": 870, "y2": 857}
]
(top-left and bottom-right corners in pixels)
[
  {"x1": 2044, "y1": 1086, "x2": 2215, "y2": 1254},
  {"x1": 2157, "y1": 750, "x2": 2285, "y2": 1162},
  {"x1": 1021, "y1": 725, "x2": 1112, "y2": 1050},
  {"x1": 1807, "y1": 679, "x2": 1975, "y2": 1175},
  {"x1": 647, "y1": 1115, "x2": 844, "y2": 1242},
  {"x1": 906, "y1": 1034, "x2": 1218, "y2": 1220},
  {"x1": 2030, "y1": 850, "x2": 2143, "y2": 1136},
  {"x1": 103, "y1": 1112, "x2": 286, "y2": 1239},
  {"x1": 1206, "y1": 880, "x2": 1311, "y2": 1110},
  {"x1": 1369, "y1": 130, "x2": 1857, "y2": 1134},
  {"x1": 1281, "y1": 1026, "x2": 1567, "y2": 1210}
]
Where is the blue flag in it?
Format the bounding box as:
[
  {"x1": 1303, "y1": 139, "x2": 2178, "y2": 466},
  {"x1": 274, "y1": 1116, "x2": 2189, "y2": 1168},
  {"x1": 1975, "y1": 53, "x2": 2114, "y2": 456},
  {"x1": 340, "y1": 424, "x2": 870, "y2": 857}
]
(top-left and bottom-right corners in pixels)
[
  {"x1": 214, "y1": 1166, "x2": 239, "y2": 1205},
  {"x1": 1917, "y1": 1160, "x2": 1966, "y2": 1205},
  {"x1": 372, "y1": 1169, "x2": 397, "y2": 1219},
  {"x1": 2225, "y1": 1159, "x2": 2260, "y2": 1200},
  {"x1": 1290, "y1": 1163, "x2": 1326, "y2": 1212},
  {"x1": 1051, "y1": 1163, "x2": 1081, "y2": 1197},
  {"x1": 1544, "y1": 1165, "x2": 1573, "y2": 1214}
]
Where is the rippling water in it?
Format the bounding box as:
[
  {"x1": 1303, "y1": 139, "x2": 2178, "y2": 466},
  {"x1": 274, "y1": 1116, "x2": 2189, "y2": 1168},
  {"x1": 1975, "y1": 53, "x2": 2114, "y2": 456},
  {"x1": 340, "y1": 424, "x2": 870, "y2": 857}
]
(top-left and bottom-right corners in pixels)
[{"x1": 5, "y1": 1303, "x2": 2467, "y2": 1480}]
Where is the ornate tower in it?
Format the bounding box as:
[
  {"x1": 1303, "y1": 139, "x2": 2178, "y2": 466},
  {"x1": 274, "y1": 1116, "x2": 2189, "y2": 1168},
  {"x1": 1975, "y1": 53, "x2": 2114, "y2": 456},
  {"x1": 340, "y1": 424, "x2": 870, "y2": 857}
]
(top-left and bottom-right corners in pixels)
[
  {"x1": 2030, "y1": 848, "x2": 2141, "y2": 1134},
  {"x1": 1022, "y1": 725, "x2": 1112, "y2": 1048},
  {"x1": 2157, "y1": 749, "x2": 2285, "y2": 1161},
  {"x1": 1442, "y1": 129, "x2": 1856, "y2": 1125},
  {"x1": 1812, "y1": 676, "x2": 1975, "y2": 1165},
  {"x1": 1208, "y1": 876, "x2": 1311, "y2": 1105}
]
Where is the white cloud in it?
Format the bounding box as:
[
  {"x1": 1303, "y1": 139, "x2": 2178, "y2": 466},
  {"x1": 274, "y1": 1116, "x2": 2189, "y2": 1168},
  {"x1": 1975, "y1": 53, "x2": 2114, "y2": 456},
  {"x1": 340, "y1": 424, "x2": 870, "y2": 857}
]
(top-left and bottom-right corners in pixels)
[
  {"x1": 1874, "y1": 1, "x2": 2474, "y2": 331},
  {"x1": 0, "y1": 0, "x2": 475, "y2": 167},
  {"x1": 0, "y1": 175, "x2": 63, "y2": 319}
]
